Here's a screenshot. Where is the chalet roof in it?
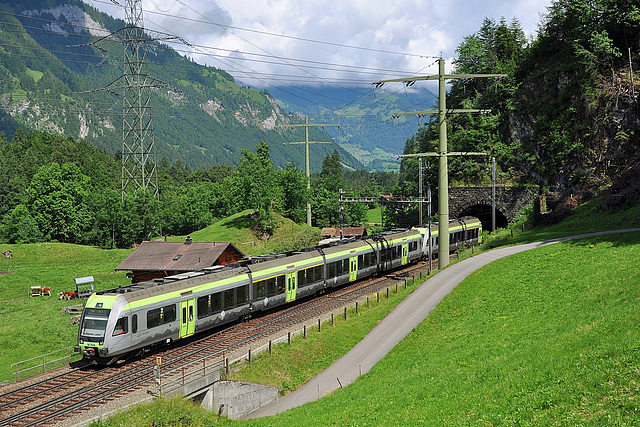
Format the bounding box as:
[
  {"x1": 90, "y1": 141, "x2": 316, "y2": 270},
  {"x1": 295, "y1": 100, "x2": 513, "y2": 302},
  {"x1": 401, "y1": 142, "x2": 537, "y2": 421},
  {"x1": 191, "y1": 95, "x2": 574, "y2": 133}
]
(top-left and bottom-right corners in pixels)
[
  {"x1": 320, "y1": 227, "x2": 367, "y2": 238},
  {"x1": 115, "y1": 239, "x2": 244, "y2": 272}
]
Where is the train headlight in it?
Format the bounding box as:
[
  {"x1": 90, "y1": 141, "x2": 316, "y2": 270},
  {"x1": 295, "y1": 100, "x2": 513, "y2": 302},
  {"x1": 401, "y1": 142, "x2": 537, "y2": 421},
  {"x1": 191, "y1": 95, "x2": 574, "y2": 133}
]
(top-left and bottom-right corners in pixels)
[
  {"x1": 99, "y1": 341, "x2": 103, "y2": 345},
  {"x1": 79, "y1": 339, "x2": 84, "y2": 344}
]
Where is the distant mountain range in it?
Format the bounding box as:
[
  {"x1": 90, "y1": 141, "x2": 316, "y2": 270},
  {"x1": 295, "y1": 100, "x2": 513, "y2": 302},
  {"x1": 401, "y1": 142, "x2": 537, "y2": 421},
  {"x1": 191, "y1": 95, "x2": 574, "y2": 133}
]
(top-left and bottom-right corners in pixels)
[{"x1": 269, "y1": 85, "x2": 437, "y2": 171}]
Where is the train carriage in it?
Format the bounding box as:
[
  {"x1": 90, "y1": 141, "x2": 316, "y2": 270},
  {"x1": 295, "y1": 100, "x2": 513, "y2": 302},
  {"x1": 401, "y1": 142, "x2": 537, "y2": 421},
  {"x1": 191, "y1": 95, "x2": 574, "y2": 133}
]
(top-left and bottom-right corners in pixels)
[
  {"x1": 247, "y1": 248, "x2": 325, "y2": 313},
  {"x1": 377, "y1": 229, "x2": 423, "y2": 271},
  {"x1": 76, "y1": 266, "x2": 251, "y2": 362},
  {"x1": 415, "y1": 216, "x2": 483, "y2": 257},
  {"x1": 322, "y1": 238, "x2": 377, "y2": 288}
]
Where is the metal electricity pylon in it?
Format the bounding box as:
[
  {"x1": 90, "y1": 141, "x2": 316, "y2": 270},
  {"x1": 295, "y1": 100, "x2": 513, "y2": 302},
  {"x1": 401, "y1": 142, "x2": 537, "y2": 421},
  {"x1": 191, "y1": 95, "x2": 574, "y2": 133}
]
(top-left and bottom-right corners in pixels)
[
  {"x1": 277, "y1": 116, "x2": 339, "y2": 226},
  {"x1": 87, "y1": 0, "x2": 182, "y2": 200},
  {"x1": 120, "y1": 0, "x2": 158, "y2": 199},
  {"x1": 374, "y1": 58, "x2": 505, "y2": 269}
]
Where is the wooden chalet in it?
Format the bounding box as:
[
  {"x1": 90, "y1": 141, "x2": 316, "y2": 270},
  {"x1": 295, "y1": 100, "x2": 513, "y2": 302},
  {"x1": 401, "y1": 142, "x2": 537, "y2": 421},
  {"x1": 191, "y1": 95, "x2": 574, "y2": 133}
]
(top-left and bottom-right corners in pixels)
[{"x1": 115, "y1": 237, "x2": 245, "y2": 283}]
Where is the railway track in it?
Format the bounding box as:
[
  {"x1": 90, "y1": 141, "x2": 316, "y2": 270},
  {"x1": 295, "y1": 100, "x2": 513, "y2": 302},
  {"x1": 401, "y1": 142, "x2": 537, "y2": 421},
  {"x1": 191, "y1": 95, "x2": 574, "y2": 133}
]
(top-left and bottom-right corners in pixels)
[{"x1": 0, "y1": 260, "x2": 434, "y2": 426}]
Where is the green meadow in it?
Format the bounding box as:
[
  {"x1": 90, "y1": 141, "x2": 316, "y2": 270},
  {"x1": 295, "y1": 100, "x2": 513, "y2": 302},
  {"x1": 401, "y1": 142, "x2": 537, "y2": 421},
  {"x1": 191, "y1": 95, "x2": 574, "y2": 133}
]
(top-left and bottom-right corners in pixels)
[{"x1": 0, "y1": 243, "x2": 132, "y2": 383}]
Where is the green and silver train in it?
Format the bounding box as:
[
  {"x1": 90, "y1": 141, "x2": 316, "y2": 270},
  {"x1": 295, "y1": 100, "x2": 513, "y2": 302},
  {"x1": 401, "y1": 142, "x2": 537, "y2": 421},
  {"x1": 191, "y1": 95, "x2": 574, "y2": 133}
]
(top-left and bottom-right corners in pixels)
[{"x1": 75, "y1": 217, "x2": 481, "y2": 364}]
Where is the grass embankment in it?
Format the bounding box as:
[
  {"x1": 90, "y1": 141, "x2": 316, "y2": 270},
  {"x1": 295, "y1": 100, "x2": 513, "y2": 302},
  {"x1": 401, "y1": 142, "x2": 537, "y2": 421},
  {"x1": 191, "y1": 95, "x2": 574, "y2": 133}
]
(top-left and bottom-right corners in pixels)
[
  {"x1": 0, "y1": 244, "x2": 132, "y2": 384},
  {"x1": 166, "y1": 209, "x2": 320, "y2": 256}
]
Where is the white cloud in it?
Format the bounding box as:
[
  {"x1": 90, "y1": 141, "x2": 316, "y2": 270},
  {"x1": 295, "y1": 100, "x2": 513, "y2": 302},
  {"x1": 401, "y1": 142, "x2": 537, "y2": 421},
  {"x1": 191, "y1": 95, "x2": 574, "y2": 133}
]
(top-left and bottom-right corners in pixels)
[{"x1": 86, "y1": 0, "x2": 551, "y2": 88}]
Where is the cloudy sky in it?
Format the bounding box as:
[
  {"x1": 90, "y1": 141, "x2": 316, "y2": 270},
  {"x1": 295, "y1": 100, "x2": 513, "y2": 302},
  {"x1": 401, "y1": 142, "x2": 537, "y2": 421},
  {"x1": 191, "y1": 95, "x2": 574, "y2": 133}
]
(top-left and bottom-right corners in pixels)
[{"x1": 86, "y1": 0, "x2": 552, "y2": 91}]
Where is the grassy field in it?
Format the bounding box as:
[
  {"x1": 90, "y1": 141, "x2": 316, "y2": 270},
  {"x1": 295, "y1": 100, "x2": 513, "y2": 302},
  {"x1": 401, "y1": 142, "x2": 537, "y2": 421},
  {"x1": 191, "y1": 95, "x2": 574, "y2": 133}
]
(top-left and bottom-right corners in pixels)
[
  {"x1": 166, "y1": 210, "x2": 321, "y2": 256},
  {"x1": 0, "y1": 243, "x2": 133, "y2": 384}
]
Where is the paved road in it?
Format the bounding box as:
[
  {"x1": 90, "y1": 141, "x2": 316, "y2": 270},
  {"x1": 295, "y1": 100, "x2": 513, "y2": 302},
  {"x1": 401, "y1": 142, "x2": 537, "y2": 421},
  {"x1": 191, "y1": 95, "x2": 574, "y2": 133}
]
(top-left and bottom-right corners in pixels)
[{"x1": 245, "y1": 229, "x2": 639, "y2": 419}]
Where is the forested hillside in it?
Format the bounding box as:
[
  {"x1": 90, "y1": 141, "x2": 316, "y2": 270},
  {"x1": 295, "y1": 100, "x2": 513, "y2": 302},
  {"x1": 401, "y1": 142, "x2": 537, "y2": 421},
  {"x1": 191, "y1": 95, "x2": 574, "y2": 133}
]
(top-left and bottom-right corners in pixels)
[
  {"x1": 396, "y1": 0, "x2": 640, "y2": 222},
  {"x1": 0, "y1": 0, "x2": 361, "y2": 171},
  {"x1": 0, "y1": 131, "x2": 391, "y2": 247}
]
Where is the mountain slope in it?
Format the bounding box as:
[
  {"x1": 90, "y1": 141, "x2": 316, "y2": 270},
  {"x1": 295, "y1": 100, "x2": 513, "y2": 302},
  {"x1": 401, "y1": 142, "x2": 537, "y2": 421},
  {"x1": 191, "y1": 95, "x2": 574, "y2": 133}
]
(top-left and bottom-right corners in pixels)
[
  {"x1": 0, "y1": 0, "x2": 362, "y2": 171},
  {"x1": 271, "y1": 85, "x2": 438, "y2": 171}
]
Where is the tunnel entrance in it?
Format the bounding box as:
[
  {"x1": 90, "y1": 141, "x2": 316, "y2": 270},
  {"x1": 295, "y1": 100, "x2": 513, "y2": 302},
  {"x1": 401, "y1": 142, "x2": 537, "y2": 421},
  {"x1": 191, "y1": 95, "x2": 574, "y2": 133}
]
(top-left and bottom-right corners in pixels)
[{"x1": 459, "y1": 204, "x2": 508, "y2": 231}]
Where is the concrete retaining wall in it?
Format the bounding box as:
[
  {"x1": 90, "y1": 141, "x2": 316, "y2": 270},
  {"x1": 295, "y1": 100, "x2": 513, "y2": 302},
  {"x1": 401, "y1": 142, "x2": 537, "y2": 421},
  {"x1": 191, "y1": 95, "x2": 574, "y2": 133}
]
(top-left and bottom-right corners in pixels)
[{"x1": 212, "y1": 380, "x2": 279, "y2": 419}]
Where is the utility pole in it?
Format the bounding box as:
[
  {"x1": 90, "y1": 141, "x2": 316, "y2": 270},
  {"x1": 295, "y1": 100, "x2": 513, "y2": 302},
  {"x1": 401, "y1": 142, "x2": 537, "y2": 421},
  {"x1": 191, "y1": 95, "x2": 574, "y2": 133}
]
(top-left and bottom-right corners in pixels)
[
  {"x1": 419, "y1": 157, "x2": 423, "y2": 225},
  {"x1": 492, "y1": 156, "x2": 496, "y2": 232},
  {"x1": 277, "y1": 116, "x2": 339, "y2": 226},
  {"x1": 375, "y1": 58, "x2": 505, "y2": 269}
]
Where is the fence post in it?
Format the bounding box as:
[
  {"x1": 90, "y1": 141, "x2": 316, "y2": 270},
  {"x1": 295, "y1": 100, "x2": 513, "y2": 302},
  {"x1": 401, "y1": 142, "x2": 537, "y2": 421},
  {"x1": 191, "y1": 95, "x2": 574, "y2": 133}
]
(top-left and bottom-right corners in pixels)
[
  {"x1": 344, "y1": 307, "x2": 347, "y2": 320},
  {"x1": 318, "y1": 318, "x2": 321, "y2": 332},
  {"x1": 248, "y1": 348, "x2": 252, "y2": 363},
  {"x1": 288, "y1": 331, "x2": 291, "y2": 345},
  {"x1": 304, "y1": 325, "x2": 307, "y2": 339},
  {"x1": 331, "y1": 313, "x2": 334, "y2": 326},
  {"x1": 269, "y1": 340, "x2": 272, "y2": 354}
]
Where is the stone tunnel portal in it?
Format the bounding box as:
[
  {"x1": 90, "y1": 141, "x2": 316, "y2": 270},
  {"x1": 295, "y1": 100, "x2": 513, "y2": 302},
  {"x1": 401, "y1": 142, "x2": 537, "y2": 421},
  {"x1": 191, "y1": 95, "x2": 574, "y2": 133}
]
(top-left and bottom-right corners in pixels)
[{"x1": 459, "y1": 204, "x2": 508, "y2": 231}]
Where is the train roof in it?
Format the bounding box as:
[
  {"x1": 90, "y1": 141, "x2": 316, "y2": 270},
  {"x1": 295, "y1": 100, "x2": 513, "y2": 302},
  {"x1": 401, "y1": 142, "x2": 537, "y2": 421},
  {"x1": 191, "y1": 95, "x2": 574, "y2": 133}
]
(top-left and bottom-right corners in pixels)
[{"x1": 94, "y1": 264, "x2": 249, "y2": 304}]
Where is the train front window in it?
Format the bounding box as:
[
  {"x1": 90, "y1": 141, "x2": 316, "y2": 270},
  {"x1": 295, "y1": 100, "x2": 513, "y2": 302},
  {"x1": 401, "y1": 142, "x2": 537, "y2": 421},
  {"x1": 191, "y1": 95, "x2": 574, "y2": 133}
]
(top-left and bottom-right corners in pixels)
[{"x1": 81, "y1": 308, "x2": 111, "y2": 339}]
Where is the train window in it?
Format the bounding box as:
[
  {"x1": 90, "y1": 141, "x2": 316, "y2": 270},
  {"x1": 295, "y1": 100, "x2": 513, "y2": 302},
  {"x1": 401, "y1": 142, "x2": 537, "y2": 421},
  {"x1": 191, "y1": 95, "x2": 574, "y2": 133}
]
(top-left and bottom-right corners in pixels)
[
  {"x1": 80, "y1": 308, "x2": 110, "y2": 339},
  {"x1": 182, "y1": 307, "x2": 187, "y2": 324},
  {"x1": 147, "y1": 309, "x2": 161, "y2": 328},
  {"x1": 267, "y1": 278, "x2": 277, "y2": 296},
  {"x1": 224, "y1": 289, "x2": 235, "y2": 309},
  {"x1": 197, "y1": 296, "x2": 211, "y2": 319},
  {"x1": 410, "y1": 241, "x2": 418, "y2": 252},
  {"x1": 314, "y1": 265, "x2": 323, "y2": 281},
  {"x1": 358, "y1": 254, "x2": 364, "y2": 268},
  {"x1": 277, "y1": 275, "x2": 285, "y2": 293},
  {"x1": 132, "y1": 314, "x2": 137, "y2": 333},
  {"x1": 339, "y1": 259, "x2": 348, "y2": 275},
  {"x1": 335, "y1": 260, "x2": 342, "y2": 275},
  {"x1": 328, "y1": 262, "x2": 336, "y2": 277},
  {"x1": 164, "y1": 305, "x2": 176, "y2": 323},
  {"x1": 148, "y1": 305, "x2": 176, "y2": 329},
  {"x1": 112, "y1": 316, "x2": 128, "y2": 336},
  {"x1": 212, "y1": 293, "x2": 222, "y2": 312},
  {"x1": 237, "y1": 285, "x2": 248, "y2": 304},
  {"x1": 297, "y1": 270, "x2": 306, "y2": 287},
  {"x1": 255, "y1": 280, "x2": 266, "y2": 298},
  {"x1": 363, "y1": 253, "x2": 373, "y2": 267},
  {"x1": 189, "y1": 305, "x2": 194, "y2": 321}
]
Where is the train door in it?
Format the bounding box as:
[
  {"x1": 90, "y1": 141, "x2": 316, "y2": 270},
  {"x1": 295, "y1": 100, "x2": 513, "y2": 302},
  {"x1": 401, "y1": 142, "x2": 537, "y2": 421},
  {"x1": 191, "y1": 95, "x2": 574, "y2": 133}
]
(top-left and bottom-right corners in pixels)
[
  {"x1": 180, "y1": 299, "x2": 196, "y2": 338},
  {"x1": 349, "y1": 256, "x2": 358, "y2": 281},
  {"x1": 402, "y1": 243, "x2": 409, "y2": 265},
  {"x1": 286, "y1": 272, "x2": 297, "y2": 302}
]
